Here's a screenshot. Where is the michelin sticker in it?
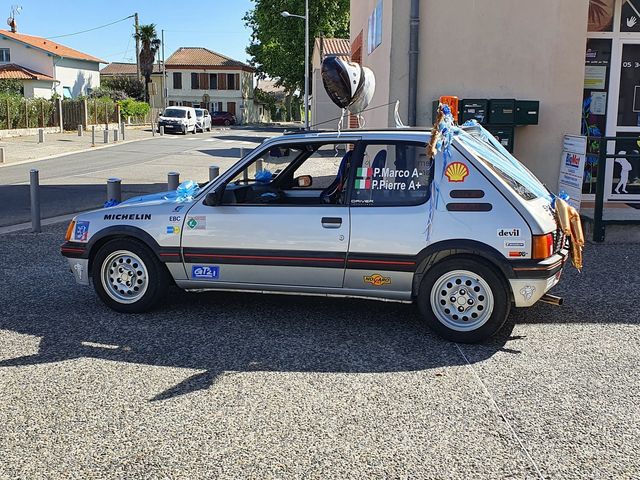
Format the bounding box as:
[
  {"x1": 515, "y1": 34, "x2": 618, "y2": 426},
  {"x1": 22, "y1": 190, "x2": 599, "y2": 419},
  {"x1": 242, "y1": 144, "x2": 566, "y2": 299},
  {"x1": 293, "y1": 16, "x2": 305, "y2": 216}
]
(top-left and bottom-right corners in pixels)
[
  {"x1": 192, "y1": 265, "x2": 219, "y2": 280},
  {"x1": 74, "y1": 221, "x2": 90, "y2": 241}
]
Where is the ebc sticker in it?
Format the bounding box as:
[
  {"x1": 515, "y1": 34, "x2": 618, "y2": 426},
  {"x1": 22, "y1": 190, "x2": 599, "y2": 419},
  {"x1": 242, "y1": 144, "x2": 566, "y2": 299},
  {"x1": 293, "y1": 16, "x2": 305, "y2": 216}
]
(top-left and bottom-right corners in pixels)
[
  {"x1": 74, "y1": 221, "x2": 90, "y2": 241},
  {"x1": 186, "y1": 216, "x2": 206, "y2": 230},
  {"x1": 497, "y1": 228, "x2": 521, "y2": 238},
  {"x1": 191, "y1": 265, "x2": 219, "y2": 280},
  {"x1": 445, "y1": 162, "x2": 469, "y2": 183},
  {"x1": 169, "y1": 215, "x2": 181, "y2": 223}
]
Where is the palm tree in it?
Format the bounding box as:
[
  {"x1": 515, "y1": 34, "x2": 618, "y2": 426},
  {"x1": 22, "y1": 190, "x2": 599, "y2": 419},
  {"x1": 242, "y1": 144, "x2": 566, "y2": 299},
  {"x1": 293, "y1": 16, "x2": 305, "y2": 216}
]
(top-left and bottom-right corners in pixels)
[{"x1": 134, "y1": 24, "x2": 161, "y2": 103}]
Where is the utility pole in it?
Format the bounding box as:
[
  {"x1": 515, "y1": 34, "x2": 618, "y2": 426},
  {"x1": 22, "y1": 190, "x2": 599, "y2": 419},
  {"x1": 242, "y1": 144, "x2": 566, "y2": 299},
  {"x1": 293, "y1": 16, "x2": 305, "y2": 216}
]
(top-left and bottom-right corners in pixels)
[
  {"x1": 134, "y1": 13, "x2": 141, "y2": 81},
  {"x1": 162, "y1": 29, "x2": 166, "y2": 109}
]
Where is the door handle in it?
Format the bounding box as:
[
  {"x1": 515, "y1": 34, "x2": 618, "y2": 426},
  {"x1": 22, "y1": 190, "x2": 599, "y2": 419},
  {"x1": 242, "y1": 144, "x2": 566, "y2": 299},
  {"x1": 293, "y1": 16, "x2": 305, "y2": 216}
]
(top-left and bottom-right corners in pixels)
[{"x1": 321, "y1": 217, "x2": 342, "y2": 228}]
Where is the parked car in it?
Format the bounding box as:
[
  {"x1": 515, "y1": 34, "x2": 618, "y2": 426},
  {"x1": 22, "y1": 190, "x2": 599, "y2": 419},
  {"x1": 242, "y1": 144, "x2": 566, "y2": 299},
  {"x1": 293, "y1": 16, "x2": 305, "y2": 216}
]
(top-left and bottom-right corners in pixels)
[
  {"x1": 211, "y1": 111, "x2": 236, "y2": 126},
  {"x1": 61, "y1": 126, "x2": 570, "y2": 343},
  {"x1": 158, "y1": 106, "x2": 197, "y2": 135},
  {"x1": 194, "y1": 108, "x2": 212, "y2": 132}
]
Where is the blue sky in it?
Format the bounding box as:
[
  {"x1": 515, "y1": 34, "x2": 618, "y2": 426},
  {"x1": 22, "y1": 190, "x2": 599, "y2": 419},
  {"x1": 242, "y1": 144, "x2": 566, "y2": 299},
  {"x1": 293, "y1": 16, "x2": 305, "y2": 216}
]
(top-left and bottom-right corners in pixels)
[{"x1": 9, "y1": 0, "x2": 255, "y2": 64}]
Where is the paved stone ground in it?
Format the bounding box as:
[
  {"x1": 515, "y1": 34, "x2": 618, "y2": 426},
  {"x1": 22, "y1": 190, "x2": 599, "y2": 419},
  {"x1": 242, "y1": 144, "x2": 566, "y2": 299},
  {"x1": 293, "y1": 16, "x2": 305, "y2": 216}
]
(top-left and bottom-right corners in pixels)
[{"x1": 0, "y1": 224, "x2": 638, "y2": 479}]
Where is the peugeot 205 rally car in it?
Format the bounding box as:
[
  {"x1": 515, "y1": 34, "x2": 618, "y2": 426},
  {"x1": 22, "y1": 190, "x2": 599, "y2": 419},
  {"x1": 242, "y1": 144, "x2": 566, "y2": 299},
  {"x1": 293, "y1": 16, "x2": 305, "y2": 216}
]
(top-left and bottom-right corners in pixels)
[{"x1": 61, "y1": 125, "x2": 571, "y2": 343}]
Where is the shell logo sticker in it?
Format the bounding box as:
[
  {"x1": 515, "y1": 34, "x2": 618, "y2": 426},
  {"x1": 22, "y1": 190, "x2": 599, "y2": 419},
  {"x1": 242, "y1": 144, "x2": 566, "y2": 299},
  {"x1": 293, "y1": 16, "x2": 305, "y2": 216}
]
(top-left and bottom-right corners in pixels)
[
  {"x1": 363, "y1": 274, "x2": 391, "y2": 286},
  {"x1": 445, "y1": 162, "x2": 469, "y2": 182}
]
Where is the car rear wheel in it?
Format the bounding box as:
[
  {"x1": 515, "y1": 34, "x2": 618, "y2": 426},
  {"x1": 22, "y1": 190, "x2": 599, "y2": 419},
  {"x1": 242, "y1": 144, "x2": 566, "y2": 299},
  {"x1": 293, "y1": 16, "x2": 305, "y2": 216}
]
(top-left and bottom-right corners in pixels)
[
  {"x1": 417, "y1": 257, "x2": 510, "y2": 343},
  {"x1": 92, "y1": 239, "x2": 169, "y2": 313},
  {"x1": 224, "y1": 119, "x2": 230, "y2": 126}
]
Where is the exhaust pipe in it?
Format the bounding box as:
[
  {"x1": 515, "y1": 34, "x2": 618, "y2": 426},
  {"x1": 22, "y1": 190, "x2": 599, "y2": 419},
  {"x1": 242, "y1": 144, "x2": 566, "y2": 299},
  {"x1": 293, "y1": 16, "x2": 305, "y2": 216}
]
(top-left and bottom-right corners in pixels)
[{"x1": 540, "y1": 293, "x2": 563, "y2": 306}]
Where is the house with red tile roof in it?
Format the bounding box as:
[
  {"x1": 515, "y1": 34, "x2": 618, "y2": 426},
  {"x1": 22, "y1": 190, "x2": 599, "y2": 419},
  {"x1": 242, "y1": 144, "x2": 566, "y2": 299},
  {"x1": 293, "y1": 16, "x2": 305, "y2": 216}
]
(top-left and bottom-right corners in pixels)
[
  {"x1": 0, "y1": 29, "x2": 104, "y2": 99},
  {"x1": 164, "y1": 47, "x2": 258, "y2": 123}
]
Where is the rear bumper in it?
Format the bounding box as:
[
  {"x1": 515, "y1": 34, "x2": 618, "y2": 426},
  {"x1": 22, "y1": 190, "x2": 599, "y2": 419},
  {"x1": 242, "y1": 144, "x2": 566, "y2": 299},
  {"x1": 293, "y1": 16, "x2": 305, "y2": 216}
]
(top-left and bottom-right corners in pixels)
[{"x1": 509, "y1": 248, "x2": 568, "y2": 307}]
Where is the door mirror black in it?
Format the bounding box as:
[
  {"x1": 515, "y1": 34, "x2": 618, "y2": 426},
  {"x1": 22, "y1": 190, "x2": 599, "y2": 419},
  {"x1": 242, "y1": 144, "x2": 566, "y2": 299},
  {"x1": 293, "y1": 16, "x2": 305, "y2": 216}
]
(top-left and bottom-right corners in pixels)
[
  {"x1": 203, "y1": 187, "x2": 224, "y2": 206},
  {"x1": 295, "y1": 175, "x2": 313, "y2": 187}
]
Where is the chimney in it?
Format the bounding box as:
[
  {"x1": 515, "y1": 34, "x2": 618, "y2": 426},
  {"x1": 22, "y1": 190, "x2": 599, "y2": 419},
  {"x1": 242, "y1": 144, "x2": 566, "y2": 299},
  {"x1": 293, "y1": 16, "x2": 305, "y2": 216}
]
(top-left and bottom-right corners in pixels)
[{"x1": 8, "y1": 17, "x2": 17, "y2": 33}]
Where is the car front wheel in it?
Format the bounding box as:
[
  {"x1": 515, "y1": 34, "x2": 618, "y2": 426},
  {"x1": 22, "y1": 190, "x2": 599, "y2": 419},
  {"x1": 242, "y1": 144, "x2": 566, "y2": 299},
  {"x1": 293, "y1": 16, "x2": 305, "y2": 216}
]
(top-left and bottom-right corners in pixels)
[
  {"x1": 92, "y1": 239, "x2": 169, "y2": 313},
  {"x1": 417, "y1": 257, "x2": 510, "y2": 343}
]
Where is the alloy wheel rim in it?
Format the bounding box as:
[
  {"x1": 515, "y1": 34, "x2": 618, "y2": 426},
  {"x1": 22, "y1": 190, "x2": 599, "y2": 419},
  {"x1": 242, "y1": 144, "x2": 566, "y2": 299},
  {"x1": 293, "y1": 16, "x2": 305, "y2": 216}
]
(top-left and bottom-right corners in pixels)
[
  {"x1": 430, "y1": 269, "x2": 494, "y2": 332},
  {"x1": 101, "y1": 250, "x2": 149, "y2": 304}
]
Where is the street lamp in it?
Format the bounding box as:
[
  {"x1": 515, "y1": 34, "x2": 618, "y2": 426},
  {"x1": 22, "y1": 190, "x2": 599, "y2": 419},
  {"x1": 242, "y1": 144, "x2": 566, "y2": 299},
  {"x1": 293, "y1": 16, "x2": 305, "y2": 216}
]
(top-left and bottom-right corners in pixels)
[{"x1": 281, "y1": 0, "x2": 309, "y2": 130}]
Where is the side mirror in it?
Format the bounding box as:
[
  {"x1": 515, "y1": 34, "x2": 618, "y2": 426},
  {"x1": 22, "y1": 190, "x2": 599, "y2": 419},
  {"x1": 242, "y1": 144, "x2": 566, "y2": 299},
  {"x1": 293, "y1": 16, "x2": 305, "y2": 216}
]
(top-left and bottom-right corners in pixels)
[
  {"x1": 203, "y1": 187, "x2": 224, "y2": 206},
  {"x1": 296, "y1": 175, "x2": 313, "y2": 188}
]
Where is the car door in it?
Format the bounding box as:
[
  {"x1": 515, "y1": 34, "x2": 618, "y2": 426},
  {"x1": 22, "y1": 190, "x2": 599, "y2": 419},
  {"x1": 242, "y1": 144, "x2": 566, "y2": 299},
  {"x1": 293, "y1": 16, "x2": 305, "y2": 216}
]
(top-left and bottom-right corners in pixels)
[
  {"x1": 344, "y1": 140, "x2": 432, "y2": 296},
  {"x1": 180, "y1": 140, "x2": 355, "y2": 288}
]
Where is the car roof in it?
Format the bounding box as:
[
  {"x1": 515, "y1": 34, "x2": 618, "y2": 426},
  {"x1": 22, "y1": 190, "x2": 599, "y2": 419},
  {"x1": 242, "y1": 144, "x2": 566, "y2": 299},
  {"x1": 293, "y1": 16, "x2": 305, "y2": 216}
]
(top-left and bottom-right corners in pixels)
[{"x1": 165, "y1": 106, "x2": 194, "y2": 111}]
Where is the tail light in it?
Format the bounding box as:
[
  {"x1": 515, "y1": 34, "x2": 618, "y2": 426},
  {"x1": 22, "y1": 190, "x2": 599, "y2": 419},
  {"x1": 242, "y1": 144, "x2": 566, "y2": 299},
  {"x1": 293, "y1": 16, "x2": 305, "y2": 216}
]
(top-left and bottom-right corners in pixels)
[
  {"x1": 532, "y1": 233, "x2": 554, "y2": 259},
  {"x1": 64, "y1": 220, "x2": 76, "y2": 241}
]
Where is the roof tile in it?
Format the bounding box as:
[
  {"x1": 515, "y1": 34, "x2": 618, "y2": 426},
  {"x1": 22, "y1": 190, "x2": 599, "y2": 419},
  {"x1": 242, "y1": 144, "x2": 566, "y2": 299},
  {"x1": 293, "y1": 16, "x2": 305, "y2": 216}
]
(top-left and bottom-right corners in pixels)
[
  {"x1": 165, "y1": 47, "x2": 253, "y2": 70},
  {"x1": 0, "y1": 63, "x2": 54, "y2": 81},
  {"x1": 0, "y1": 29, "x2": 104, "y2": 63}
]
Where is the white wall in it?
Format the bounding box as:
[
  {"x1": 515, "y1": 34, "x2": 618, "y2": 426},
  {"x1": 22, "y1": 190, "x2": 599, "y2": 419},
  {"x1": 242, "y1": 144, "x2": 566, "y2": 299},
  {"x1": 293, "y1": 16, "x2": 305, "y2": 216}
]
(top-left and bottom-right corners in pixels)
[
  {"x1": 0, "y1": 36, "x2": 54, "y2": 76},
  {"x1": 54, "y1": 57, "x2": 100, "y2": 98},
  {"x1": 23, "y1": 80, "x2": 54, "y2": 99}
]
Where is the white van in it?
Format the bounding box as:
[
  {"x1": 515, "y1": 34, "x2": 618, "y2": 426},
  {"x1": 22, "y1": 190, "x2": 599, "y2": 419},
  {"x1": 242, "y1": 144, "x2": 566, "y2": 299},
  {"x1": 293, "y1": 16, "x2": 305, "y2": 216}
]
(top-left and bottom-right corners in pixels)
[{"x1": 158, "y1": 106, "x2": 197, "y2": 135}]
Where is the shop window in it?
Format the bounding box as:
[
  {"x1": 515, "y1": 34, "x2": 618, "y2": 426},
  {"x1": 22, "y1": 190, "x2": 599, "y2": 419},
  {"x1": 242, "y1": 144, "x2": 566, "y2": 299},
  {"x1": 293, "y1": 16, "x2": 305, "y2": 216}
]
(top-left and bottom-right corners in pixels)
[
  {"x1": 588, "y1": 0, "x2": 615, "y2": 32},
  {"x1": 617, "y1": 43, "x2": 640, "y2": 127},
  {"x1": 621, "y1": 0, "x2": 640, "y2": 32}
]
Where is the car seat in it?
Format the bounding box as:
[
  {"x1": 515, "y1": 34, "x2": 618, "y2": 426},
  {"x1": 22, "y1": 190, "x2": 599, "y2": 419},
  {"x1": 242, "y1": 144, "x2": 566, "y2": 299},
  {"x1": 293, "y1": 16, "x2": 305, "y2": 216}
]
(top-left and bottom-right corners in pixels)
[{"x1": 321, "y1": 150, "x2": 352, "y2": 204}]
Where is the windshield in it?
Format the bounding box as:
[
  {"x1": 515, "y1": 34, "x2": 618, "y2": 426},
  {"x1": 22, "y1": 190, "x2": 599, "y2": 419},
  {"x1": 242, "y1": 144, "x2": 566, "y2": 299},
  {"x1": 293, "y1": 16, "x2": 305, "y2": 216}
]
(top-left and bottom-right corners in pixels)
[
  {"x1": 195, "y1": 110, "x2": 204, "y2": 117},
  {"x1": 458, "y1": 130, "x2": 551, "y2": 201},
  {"x1": 162, "y1": 108, "x2": 186, "y2": 118}
]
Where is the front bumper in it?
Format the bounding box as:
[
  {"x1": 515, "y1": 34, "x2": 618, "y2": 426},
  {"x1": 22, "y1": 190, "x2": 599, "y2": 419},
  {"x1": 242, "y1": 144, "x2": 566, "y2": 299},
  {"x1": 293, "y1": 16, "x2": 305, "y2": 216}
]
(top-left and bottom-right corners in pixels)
[{"x1": 509, "y1": 248, "x2": 569, "y2": 307}]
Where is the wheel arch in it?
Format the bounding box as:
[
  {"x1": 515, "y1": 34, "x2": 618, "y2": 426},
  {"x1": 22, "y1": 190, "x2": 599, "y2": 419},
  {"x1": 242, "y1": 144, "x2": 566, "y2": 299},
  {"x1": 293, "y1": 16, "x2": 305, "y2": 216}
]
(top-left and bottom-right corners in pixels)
[
  {"x1": 412, "y1": 239, "x2": 515, "y2": 300},
  {"x1": 86, "y1": 226, "x2": 165, "y2": 272}
]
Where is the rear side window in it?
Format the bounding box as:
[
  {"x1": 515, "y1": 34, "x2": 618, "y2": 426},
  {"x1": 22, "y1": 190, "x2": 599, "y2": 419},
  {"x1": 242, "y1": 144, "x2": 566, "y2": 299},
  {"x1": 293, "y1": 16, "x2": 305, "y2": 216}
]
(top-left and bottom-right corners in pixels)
[{"x1": 350, "y1": 142, "x2": 432, "y2": 206}]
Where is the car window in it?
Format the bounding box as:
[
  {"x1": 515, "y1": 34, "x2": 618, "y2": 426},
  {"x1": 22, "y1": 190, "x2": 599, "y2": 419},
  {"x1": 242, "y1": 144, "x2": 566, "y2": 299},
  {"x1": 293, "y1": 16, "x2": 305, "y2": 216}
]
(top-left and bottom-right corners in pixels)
[
  {"x1": 292, "y1": 143, "x2": 352, "y2": 189},
  {"x1": 349, "y1": 142, "x2": 432, "y2": 207},
  {"x1": 458, "y1": 132, "x2": 550, "y2": 201},
  {"x1": 228, "y1": 145, "x2": 305, "y2": 185},
  {"x1": 162, "y1": 108, "x2": 186, "y2": 118}
]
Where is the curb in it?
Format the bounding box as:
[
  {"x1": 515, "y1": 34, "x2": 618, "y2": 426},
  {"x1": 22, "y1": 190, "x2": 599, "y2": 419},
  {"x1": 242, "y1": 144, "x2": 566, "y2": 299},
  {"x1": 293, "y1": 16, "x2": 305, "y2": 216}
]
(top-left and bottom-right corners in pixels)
[
  {"x1": 0, "y1": 212, "x2": 77, "y2": 235},
  {"x1": 0, "y1": 134, "x2": 159, "y2": 169}
]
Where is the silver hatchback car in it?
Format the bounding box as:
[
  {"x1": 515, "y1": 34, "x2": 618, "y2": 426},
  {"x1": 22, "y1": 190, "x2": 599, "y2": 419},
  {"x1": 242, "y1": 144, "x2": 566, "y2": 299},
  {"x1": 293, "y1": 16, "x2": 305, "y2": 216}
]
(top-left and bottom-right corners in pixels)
[{"x1": 61, "y1": 127, "x2": 569, "y2": 343}]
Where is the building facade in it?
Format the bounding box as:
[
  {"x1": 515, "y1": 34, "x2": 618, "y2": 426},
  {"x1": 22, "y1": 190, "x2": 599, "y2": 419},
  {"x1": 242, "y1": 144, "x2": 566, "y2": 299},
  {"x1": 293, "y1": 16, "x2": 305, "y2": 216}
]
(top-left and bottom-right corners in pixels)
[
  {"x1": 311, "y1": 38, "x2": 350, "y2": 129},
  {"x1": 0, "y1": 29, "x2": 103, "y2": 99},
  {"x1": 100, "y1": 62, "x2": 163, "y2": 108},
  {"x1": 165, "y1": 47, "x2": 258, "y2": 123},
  {"x1": 349, "y1": 0, "x2": 590, "y2": 191}
]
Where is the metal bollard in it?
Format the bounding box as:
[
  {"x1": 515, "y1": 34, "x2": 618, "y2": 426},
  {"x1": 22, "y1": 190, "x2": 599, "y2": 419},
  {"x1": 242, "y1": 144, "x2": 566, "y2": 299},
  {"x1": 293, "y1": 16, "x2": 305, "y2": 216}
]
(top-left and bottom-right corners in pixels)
[
  {"x1": 78, "y1": 125, "x2": 83, "y2": 137},
  {"x1": 91, "y1": 125, "x2": 96, "y2": 146},
  {"x1": 152, "y1": 122, "x2": 156, "y2": 136},
  {"x1": 113, "y1": 129, "x2": 119, "y2": 142},
  {"x1": 37, "y1": 128, "x2": 45, "y2": 144},
  {"x1": 103, "y1": 129, "x2": 109, "y2": 144},
  {"x1": 0, "y1": 147, "x2": 5, "y2": 164},
  {"x1": 121, "y1": 122, "x2": 125, "y2": 141},
  {"x1": 168, "y1": 171, "x2": 180, "y2": 191},
  {"x1": 30, "y1": 169, "x2": 41, "y2": 233},
  {"x1": 107, "y1": 178, "x2": 122, "y2": 203},
  {"x1": 159, "y1": 126, "x2": 164, "y2": 136},
  {"x1": 240, "y1": 147, "x2": 245, "y2": 158},
  {"x1": 209, "y1": 165, "x2": 220, "y2": 181}
]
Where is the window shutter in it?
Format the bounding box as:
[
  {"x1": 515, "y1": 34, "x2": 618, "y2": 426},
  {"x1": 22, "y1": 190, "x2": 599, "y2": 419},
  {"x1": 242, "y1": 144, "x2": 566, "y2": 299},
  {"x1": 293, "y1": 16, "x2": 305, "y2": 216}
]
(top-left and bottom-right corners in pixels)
[
  {"x1": 235, "y1": 73, "x2": 240, "y2": 90},
  {"x1": 200, "y1": 73, "x2": 209, "y2": 90},
  {"x1": 219, "y1": 73, "x2": 227, "y2": 90},
  {"x1": 191, "y1": 73, "x2": 199, "y2": 89},
  {"x1": 209, "y1": 73, "x2": 217, "y2": 90}
]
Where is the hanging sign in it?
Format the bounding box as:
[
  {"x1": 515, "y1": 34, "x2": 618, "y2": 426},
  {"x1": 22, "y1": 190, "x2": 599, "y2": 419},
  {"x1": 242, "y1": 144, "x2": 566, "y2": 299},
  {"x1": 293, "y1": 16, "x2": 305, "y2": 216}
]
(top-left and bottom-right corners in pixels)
[{"x1": 558, "y1": 135, "x2": 587, "y2": 211}]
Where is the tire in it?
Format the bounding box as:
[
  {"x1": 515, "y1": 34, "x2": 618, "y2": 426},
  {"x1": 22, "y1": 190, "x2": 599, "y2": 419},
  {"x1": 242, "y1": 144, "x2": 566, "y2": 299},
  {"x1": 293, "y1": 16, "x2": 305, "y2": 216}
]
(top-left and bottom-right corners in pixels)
[
  {"x1": 417, "y1": 257, "x2": 511, "y2": 343},
  {"x1": 224, "y1": 119, "x2": 230, "y2": 126},
  {"x1": 91, "y1": 238, "x2": 169, "y2": 313},
  {"x1": 192, "y1": 125, "x2": 197, "y2": 134},
  {"x1": 182, "y1": 126, "x2": 187, "y2": 135}
]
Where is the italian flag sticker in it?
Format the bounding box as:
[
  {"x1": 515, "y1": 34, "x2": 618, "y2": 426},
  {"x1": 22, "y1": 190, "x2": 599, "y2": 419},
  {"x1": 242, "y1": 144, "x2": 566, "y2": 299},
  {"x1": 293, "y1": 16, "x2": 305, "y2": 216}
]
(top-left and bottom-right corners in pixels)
[{"x1": 356, "y1": 167, "x2": 373, "y2": 189}]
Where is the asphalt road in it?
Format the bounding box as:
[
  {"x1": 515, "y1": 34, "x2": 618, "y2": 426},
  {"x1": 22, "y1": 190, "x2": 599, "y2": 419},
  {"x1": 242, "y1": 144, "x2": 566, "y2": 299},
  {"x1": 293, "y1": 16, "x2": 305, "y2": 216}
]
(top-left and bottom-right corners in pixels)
[
  {"x1": 0, "y1": 127, "x2": 283, "y2": 227},
  {"x1": 0, "y1": 223, "x2": 638, "y2": 479}
]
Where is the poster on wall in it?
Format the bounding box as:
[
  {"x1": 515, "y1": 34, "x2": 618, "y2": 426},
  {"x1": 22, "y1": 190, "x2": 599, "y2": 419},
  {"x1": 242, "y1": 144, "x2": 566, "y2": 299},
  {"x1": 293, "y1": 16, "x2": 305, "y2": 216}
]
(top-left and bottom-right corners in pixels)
[
  {"x1": 611, "y1": 133, "x2": 640, "y2": 196},
  {"x1": 559, "y1": 135, "x2": 587, "y2": 210}
]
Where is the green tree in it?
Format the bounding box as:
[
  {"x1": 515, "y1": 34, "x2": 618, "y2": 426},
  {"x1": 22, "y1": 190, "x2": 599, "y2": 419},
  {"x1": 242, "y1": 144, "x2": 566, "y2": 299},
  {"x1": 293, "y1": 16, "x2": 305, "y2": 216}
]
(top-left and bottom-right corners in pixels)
[
  {"x1": 134, "y1": 24, "x2": 161, "y2": 102},
  {"x1": 0, "y1": 79, "x2": 23, "y2": 95},
  {"x1": 102, "y1": 75, "x2": 145, "y2": 101},
  {"x1": 244, "y1": 0, "x2": 349, "y2": 120}
]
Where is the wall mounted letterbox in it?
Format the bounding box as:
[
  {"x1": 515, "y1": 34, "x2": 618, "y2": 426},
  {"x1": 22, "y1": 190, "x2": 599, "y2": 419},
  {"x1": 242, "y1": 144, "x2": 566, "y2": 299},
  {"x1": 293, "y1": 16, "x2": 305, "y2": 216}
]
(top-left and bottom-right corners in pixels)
[
  {"x1": 515, "y1": 100, "x2": 540, "y2": 125},
  {"x1": 487, "y1": 126, "x2": 515, "y2": 153},
  {"x1": 488, "y1": 99, "x2": 515, "y2": 125},
  {"x1": 460, "y1": 99, "x2": 489, "y2": 124}
]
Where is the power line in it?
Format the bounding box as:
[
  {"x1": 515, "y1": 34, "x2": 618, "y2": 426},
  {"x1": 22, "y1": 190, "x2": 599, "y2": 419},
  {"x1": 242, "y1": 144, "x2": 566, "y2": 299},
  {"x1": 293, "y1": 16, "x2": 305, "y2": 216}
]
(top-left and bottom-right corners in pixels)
[{"x1": 48, "y1": 14, "x2": 135, "y2": 39}]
